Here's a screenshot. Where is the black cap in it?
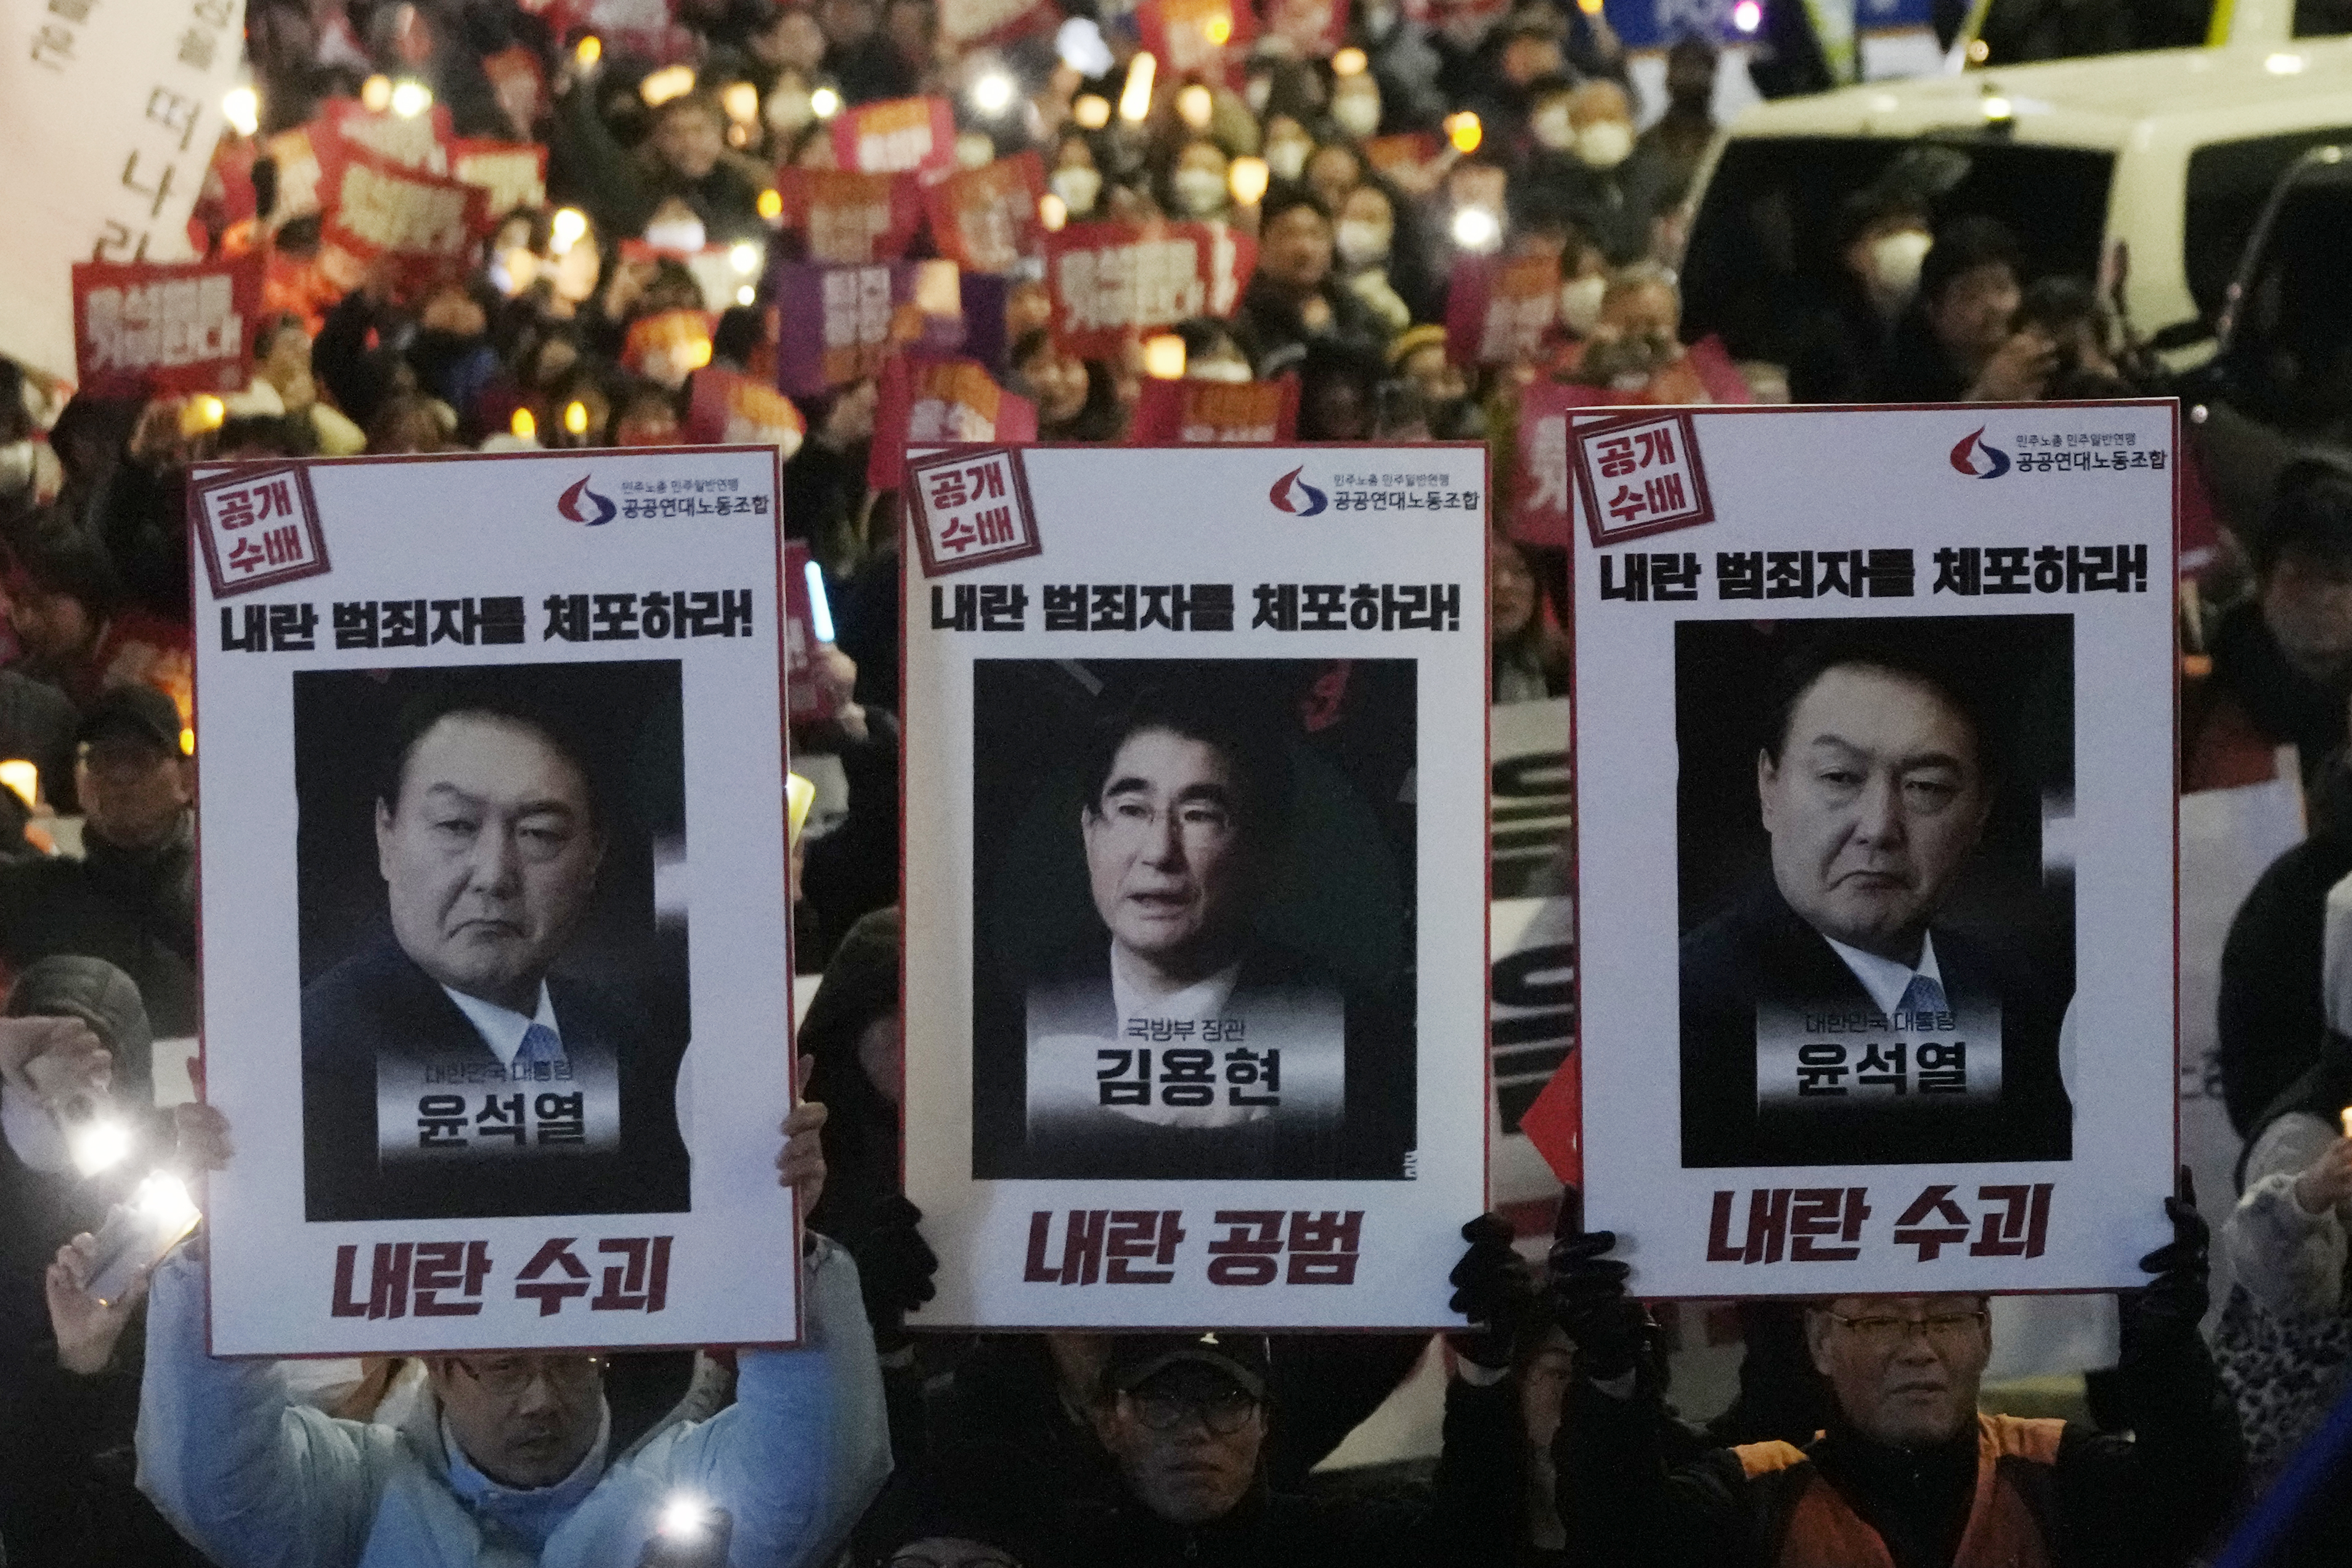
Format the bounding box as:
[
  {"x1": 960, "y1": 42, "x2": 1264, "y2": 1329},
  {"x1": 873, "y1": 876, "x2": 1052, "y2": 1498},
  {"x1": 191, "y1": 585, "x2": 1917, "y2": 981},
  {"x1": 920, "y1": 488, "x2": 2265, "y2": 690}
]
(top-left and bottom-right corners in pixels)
[
  {"x1": 1107, "y1": 1333, "x2": 1271, "y2": 1401},
  {"x1": 76, "y1": 683, "x2": 182, "y2": 752},
  {"x1": 5, "y1": 954, "x2": 155, "y2": 1105}
]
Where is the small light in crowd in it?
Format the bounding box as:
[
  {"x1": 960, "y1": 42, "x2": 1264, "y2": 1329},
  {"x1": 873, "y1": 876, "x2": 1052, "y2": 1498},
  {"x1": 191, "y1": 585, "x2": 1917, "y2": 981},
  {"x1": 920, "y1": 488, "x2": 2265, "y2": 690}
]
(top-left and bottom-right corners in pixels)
[
  {"x1": 804, "y1": 560, "x2": 836, "y2": 641},
  {"x1": 1072, "y1": 92, "x2": 1112, "y2": 129},
  {"x1": 971, "y1": 69, "x2": 1017, "y2": 116},
  {"x1": 1143, "y1": 333, "x2": 1187, "y2": 380},
  {"x1": 137, "y1": 1171, "x2": 200, "y2": 1232},
  {"x1": 550, "y1": 207, "x2": 588, "y2": 254},
  {"x1": 641, "y1": 65, "x2": 696, "y2": 106},
  {"x1": 2266, "y1": 52, "x2": 2307, "y2": 75},
  {"x1": 730, "y1": 242, "x2": 761, "y2": 274},
  {"x1": 1980, "y1": 93, "x2": 2013, "y2": 121},
  {"x1": 360, "y1": 74, "x2": 393, "y2": 112},
  {"x1": 178, "y1": 728, "x2": 194, "y2": 757},
  {"x1": 222, "y1": 86, "x2": 261, "y2": 136},
  {"x1": 810, "y1": 85, "x2": 842, "y2": 119},
  {"x1": 1731, "y1": 1, "x2": 1762, "y2": 32},
  {"x1": 563, "y1": 399, "x2": 590, "y2": 436},
  {"x1": 1577, "y1": 0, "x2": 1604, "y2": 12},
  {"x1": 2340, "y1": 1104, "x2": 2351, "y2": 1139},
  {"x1": 69, "y1": 1116, "x2": 132, "y2": 1177},
  {"x1": 575, "y1": 34, "x2": 602, "y2": 67},
  {"x1": 1227, "y1": 155, "x2": 1269, "y2": 205},
  {"x1": 1444, "y1": 110, "x2": 1481, "y2": 154},
  {"x1": 389, "y1": 78, "x2": 433, "y2": 118},
  {"x1": 757, "y1": 187, "x2": 784, "y2": 221},
  {"x1": 660, "y1": 1495, "x2": 710, "y2": 1541},
  {"x1": 1203, "y1": 14, "x2": 1231, "y2": 46},
  {"x1": 1175, "y1": 83, "x2": 1213, "y2": 129},
  {"x1": 0, "y1": 760, "x2": 36, "y2": 810},
  {"x1": 1449, "y1": 205, "x2": 1500, "y2": 250},
  {"x1": 736, "y1": 283, "x2": 756, "y2": 306},
  {"x1": 722, "y1": 81, "x2": 760, "y2": 121},
  {"x1": 1966, "y1": 38, "x2": 1989, "y2": 62},
  {"x1": 685, "y1": 339, "x2": 713, "y2": 370},
  {"x1": 180, "y1": 395, "x2": 226, "y2": 437},
  {"x1": 1119, "y1": 52, "x2": 1156, "y2": 123},
  {"x1": 1056, "y1": 17, "x2": 1115, "y2": 77},
  {"x1": 510, "y1": 407, "x2": 537, "y2": 441},
  {"x1": 1330, "y1": 47, "x2": 1367, "y2": 78},
  {"x1": 1039, "y1": 192, "x2": 1068, "y2": 230}
]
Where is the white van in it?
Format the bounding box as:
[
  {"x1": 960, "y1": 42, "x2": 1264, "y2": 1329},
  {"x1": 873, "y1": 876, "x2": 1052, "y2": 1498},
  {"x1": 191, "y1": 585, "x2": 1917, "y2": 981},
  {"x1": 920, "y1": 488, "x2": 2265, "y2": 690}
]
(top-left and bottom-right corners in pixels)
[
  {"x1": 1680, "y1": 41, "x2": 2352, "y2": 375},
  {"x1": 1955, "y1": 0, "x2": 2352, "y2": 68}
]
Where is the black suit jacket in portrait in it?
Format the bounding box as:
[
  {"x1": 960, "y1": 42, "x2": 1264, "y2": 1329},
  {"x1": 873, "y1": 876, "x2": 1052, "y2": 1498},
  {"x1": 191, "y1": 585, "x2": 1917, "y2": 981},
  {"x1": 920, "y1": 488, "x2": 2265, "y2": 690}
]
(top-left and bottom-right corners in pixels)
[
  {"x1": 1678, "y1": 879, "x2": 2073, "y2": 1168},
  {"x1": 301, "y1": 934, "x2": 691, "y2": 1221}
]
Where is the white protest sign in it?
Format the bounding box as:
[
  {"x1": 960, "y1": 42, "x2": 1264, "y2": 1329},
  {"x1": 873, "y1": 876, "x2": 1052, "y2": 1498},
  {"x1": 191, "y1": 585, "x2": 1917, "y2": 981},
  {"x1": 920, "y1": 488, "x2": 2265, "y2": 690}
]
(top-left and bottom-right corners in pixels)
[
  {"x1": 1574, "y1": 404, "x2": 2179, "y2": 1297},
  {"x1": 1, "y1": 0, "x2": 248, "y2": 383},
  {"x1": 901, "y1": 445, "x2": 1490, "y2": 1328},
  {"x1": 192, "y1": 447, "x2": 800, "y2": 1355}
]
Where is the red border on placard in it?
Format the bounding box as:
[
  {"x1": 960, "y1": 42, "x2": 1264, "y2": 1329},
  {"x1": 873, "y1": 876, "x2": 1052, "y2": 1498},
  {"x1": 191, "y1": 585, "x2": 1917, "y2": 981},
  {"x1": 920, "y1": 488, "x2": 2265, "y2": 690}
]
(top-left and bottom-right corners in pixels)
[
  {"x1": 893, "y1": 439, "x2": 1494, "y2": 1331},
  {"x1": 184, "y1": 442, "x2": 804, "y2": 1357},
  {"x1": 1568, "y1": 408, "x2": 1717, "y2": 548},
  {"x1": 188, "y1": 463, "x2": 334, "y2": 600},
  {"x1": 1563, "y1": 397, "x2": 2183, "y2": 1301},
  {"x1": 904, "y1": 444, "x2": 1045, "y2": 578}
]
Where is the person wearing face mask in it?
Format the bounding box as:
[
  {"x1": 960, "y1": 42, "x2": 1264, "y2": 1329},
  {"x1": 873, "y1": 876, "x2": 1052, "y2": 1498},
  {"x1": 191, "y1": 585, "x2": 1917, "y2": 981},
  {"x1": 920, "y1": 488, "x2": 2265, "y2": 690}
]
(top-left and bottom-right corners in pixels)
[
  {"x1": 1049, "y1": 133, "x2": 1104, "y2": 219},
  {"x1": 1260, "y1": 114, "x2": 1317, "y2": 187},
  {"x1": 1237, "y1": 189, "x2": 1394, "y2": 368},
  {"x1": 1784, "y1": 185, "x2": 1935, "y2": 405},
  {"x1": 1164, "y1": 139, "x2": 1233, "y2": 221},
  {"x1": 1333, "y1": 185, "x2": 1414, "y2": 336},
  {"x1": 1878, "y1": 214, "x2": 2046, "y2": 405},
  {"x1": 1522, "y1": 79, "x2": 1665, "y2": 267},
  {"x1": 1329, "y1": 73, "x2": 1383, "y2": 140},
  {"x1": 1174, "y1": 320, "x2": 1259, "y2": 385}
]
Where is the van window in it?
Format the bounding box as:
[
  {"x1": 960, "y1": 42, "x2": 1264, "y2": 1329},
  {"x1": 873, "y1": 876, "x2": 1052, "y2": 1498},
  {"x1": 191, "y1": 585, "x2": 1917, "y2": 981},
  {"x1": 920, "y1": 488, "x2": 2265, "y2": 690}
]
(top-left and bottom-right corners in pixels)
[
  {"x1": 1974, "y1": 0, "x2": 2213, "y2": 66},
  {"x1": 2218, "y1": 163, "x2": 2352, "y2": 437},
  {"x1": 1681, "y1": 137, "x2": 2113, "y2": 366},
  {"x1": 2184, "y1": 130, "x2": 2352, "y2": 324}
]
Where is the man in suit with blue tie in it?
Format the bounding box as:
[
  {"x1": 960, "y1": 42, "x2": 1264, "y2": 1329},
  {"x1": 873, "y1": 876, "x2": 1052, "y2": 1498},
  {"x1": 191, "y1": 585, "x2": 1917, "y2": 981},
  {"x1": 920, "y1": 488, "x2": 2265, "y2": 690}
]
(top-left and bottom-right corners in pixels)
[
  {"x1": 301, "y1": 687, "x2": 690, "y2": 1221},
  {"x1": 1679, "y1": 635, "x2": 2073, "y2": 1169}
]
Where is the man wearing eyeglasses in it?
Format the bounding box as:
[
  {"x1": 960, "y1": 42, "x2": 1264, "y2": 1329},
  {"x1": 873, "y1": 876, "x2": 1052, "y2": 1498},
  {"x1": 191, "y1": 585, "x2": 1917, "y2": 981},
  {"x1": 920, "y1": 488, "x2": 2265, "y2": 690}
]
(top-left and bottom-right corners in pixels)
[
  {"x1": 1547, "y1": 1178, "x2": 2247, "y2": 1567},
  {"x1": 126, "y1": 1095, "x2": 893, "y2": 1568}
]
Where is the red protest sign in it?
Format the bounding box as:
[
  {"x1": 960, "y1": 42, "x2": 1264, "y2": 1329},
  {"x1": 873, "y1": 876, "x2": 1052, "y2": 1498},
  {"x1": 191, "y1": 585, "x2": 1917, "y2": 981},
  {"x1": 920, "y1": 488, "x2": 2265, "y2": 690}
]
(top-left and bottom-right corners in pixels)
[
  {"x1": 1513, "y1": 380, "x2": 1609, "y2": 548},
  {"x1": 868, "y1": 354, "x2": 1037, "y2": 492},
  {"x1": 776, "y1": 168, "x2": 924, "y2": 264},
  {"x1": 1136, "y1": 0, "x2": 1253, "y2": 86},
  {"x1": 315, "y1": 145, "x2": 490, "y2": 293},
  {"x1": 71, "y1": 255, "x2": 264, "y2": 399},
  {"x1": 686, "y1": 366, "x2": 806, "y2": 455},
  {"x1": 924, "y1": 152, "x2": 1045, "y2": 276},
  {"x1": 829, "y1": 97, "x2": 957, "y2": 176},
  {"x1": 1447, "y1": 254, "x2": 1560, "y2": 367},
  {"x1": 1127, "y1": 375, "x2": 1298, "y2": 444},
  {"x1": 320, "y1": 98, "x2": 454, "y2": 173},
  {"x1": 621, "y1": 309, "x2": 716, "y2": 384},
  {"x1": 1043, "y1": 221, "x2": 1256, "y2": 360},
  {"x1": 448, "y1": 139, "x2": 548, "y2": 219}
]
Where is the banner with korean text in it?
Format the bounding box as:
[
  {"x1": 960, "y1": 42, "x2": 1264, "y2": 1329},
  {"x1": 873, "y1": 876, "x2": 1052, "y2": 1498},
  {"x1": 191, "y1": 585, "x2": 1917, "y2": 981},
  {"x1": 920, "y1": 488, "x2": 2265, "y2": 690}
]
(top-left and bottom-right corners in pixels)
[
  {"x1": 191, "y1": 447, "x2": 801, "y2": 1354},
  {"x1": 901, "y1": 445, "x2": 1490, "y2": 1326},
  {"x1": 1574, "y1": 403, "x2": 2178, "y2": 1296},
  {"x1": 1044, "y1": 221, "x2": 1255, "y2": 360}
]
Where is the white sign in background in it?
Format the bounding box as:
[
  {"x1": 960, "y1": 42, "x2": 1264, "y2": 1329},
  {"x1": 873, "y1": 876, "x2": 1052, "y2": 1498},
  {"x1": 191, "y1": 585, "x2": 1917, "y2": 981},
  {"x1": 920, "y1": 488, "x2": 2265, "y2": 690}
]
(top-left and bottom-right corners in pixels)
[
  {"x1": 1, "y1": 0, "x2": 247, "y2": 383},
  {"x1": 195, "y1": 447, "x2": 800, "y2": 1355},
  {"x1": 1574, "y1": 404, "x2": 2179, "y2": 1298},
  {"x1": 902, "y1": 445, "x2": 1491, "y2": 1328}
]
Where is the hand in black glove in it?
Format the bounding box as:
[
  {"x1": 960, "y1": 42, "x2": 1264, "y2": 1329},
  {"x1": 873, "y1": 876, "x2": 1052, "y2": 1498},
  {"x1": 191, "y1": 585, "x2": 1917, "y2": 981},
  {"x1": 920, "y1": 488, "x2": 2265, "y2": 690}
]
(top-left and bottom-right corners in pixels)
[
  {"x1": 1546, "y1": 1187, "x2": 1648, "y2": 1383},
  {"x1": 2119, "y1": 1166, "x2": 2210, "y2": 1366},
  {"x1": 844, "y1": 1195, "x2": 938, "y2": 1354},
  {"x1": 1448, "y1": 1213, "x2": 1535, "y2": 1370}
]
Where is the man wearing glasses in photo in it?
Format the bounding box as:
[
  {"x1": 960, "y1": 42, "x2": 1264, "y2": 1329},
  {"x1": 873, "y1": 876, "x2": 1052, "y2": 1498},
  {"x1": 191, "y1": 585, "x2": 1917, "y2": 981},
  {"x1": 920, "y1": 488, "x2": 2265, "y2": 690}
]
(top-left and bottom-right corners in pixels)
[{"x1": 1545, "y1": 1176, "x2": 2248, "y2": 1567}]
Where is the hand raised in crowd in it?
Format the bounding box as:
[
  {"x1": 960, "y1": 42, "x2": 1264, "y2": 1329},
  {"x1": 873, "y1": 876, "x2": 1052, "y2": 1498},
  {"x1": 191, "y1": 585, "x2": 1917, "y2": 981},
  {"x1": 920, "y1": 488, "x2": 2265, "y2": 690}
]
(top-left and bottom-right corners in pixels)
[
  {"x1": 2118, "y1": 1167, "x2": 2210, "y2": 1365},
  {"x1": 1545, "y1": 1188, "x2": 1650, "y2": 1384},
  {"x1": 816, "y1": 643, "x2": 868, "y2": 742},
  {"x1": 1967, "y1": 327, "x2": 2059, "y2": 402},
  {"x1": 0, "y1": 1014, "x2": 112, "y2": 1108},
  {"x1": 1447, "y1": 1212, "x2": 1536, "y2": 1371},
  {"x1": 776, "y1": 1053, "x2": 830, "y2": 1214},
  {"x1": 46, "y1": 1231, "x2": 150, "y2": 1375},
  {"x1": 2294, "y1": 1132, "x2": 2352, "y2": 1215}
]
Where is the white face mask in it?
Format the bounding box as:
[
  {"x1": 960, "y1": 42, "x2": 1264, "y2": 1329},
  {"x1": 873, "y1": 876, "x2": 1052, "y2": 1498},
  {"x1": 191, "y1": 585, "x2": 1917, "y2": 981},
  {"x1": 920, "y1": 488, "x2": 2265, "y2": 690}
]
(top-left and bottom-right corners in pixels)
[
  {"x1": 1189, "y1": 357, "x2": 1253, "y2": 384},
  {"x1": 1575, "y1": 120, "x2": 1634, "y2": 171},
  {"x1": 1559, "y1": 274, "x2": 1606, "y2": 336},
  {"x1": 1050, "y1": 165, "x2": 1102, "y2": 215},
  {"x1": 1173, "y1": 168, "x2": 1227, "y2": 216},
  {"x1": 1335, "y1": 220, "x2": 1391, "y2": 268},
  {"x1": 1867, "y1": 229, "x2": 1934, "y2": 301},
  {"x1": 1265, "y1": 139, "x2": 1310, "y2": 181},
  {"x1": 1532, "y1": 104, "x2": 1574, "y2": 152},
  {"x1": 1245, "y1": 76, "x2": 1272, "y2": 113},
  {"x1": 1332, "y1": 92, "x2": 1380, "y2": 139},
  {"x1": 766, "y1": 85, "x2": 814, "y2": 134},
  {"x1": 643, "y1": 213, "x2": 707, "y2": 253}
]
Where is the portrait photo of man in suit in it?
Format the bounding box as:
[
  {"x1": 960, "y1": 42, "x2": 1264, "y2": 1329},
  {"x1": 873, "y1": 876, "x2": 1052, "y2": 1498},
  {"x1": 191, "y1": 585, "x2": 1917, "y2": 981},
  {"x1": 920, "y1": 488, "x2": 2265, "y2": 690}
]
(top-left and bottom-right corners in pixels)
[
  {"x1": 969, "y1": 661, "x2": 1418, "y2": 1181},
  {"x1": 1677, "y1": 619, "x2": 2075, "y2": 1169},
  {"x1": 298, "y1": 665, "x2": 691, "y2": 1221}
]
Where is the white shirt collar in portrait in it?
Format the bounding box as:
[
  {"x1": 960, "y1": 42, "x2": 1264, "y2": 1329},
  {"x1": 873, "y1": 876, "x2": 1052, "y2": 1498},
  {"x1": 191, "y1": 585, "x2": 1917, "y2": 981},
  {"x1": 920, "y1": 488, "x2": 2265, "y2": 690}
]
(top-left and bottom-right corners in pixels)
[
  {"x1": 1109, "y1": 943, "x2": 1243, "y2": 1028},
  {"x1": 1821, "y1": 930, "x2": 1944, "y2": 1021},
  {"x1": 442, "y1": 983, "x2": 562, "y2": 1068}
]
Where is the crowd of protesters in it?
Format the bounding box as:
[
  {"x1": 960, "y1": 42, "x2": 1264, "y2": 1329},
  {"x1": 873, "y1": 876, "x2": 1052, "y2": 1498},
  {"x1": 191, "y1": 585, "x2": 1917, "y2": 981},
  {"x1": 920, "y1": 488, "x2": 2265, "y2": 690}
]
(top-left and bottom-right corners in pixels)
[{"x1": 4, "y1": 0, "x2": 2352, "y2": 1564}]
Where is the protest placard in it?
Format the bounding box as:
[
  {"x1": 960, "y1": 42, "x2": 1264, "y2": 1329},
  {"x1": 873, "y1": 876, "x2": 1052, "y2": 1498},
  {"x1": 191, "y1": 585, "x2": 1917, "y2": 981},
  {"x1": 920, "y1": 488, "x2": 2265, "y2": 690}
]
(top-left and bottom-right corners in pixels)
[
  {"x1": 71, "y1": 255, "x2": 262, "y2": 399},
  {"x1": 687, "y1": 367, "x2": 806, "y2": 458},
  {"x1": 1127, "y1": 376, "x2": 1299, "y2": 445},
  {"x1": 191, "y1": 446, "x2": 800, "y2": 1355},
  {"x1": 1135, "y1": 0, "x2": 1251, "y2": 85},
  {"x1": 315, "y1": 145, "x2": 491, "y2": 293},
  {"x1": 867, "y1": 355, "x2": 1036, "y2": 492},
  {"x1": 924, "y1": 153, "x2": 1046, "y2": 276},
  {"x1": 1044, "y1": 221, "x2": 1256, "y2": 360},
  {"x1": 900, "y1": 444, "x2": 1489, "y2": 1327},
  {"x1": 0, "y1": 0, "x2": 249, "y2": 383},
  {"x1": 1446, "y1": 254, "x2": 1559, "y2": 368},
  {"x1": 449, "y1": 138, "x2": 550, "y2": 217},
  {"x1": 829, "y1": 96, "x2": 957, "y2": 176},
  {"x1": 772, "y1": 261, "x2": 920, "y2": 395},
  {"x1": 778, "y1": 168, "x2": 925, "y2": 265},
  {"x1": 1573, "y1": 404, "x2": 2178, "y2": 1296}
]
